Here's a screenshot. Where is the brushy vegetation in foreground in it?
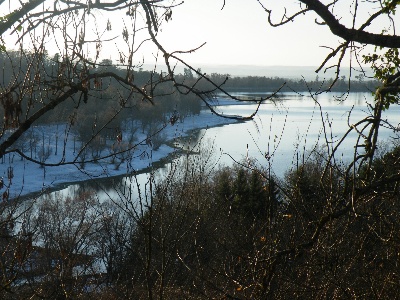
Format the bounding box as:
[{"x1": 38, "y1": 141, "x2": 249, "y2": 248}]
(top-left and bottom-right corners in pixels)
[{"x1": 1, "y1": 143, "x2": 400, "y2": 299}]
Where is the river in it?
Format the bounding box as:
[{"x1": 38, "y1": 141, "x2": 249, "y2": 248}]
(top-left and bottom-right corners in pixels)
[{"x1": 32, "y1": 92, "x2": 400, "y2": 202}]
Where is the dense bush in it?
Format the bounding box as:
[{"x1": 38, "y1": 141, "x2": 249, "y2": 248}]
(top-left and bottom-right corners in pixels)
[{"x1": 2, "y1": 146, "x2": 400, "y2": 299}]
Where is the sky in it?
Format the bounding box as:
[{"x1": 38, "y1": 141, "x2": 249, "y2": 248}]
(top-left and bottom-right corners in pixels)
[
  {"x1": 116, "y1": 0, "x2": 390, "y2": 74},
  {"x1": 1, "y1": 0, "x2": 395, "y2": 75},
  {"x1": 156, "y1": 0, "x2": 334, "y2": 67}
]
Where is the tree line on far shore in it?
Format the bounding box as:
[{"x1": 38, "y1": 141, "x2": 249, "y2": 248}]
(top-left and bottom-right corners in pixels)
[{"x1": 191, "y1": 69, "x2": 379, "y2": 93}]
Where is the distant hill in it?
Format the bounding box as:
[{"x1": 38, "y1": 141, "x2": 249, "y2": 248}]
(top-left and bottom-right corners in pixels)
[{"x1": 143, "y1": 64, "x2": 374, "y2": 81}]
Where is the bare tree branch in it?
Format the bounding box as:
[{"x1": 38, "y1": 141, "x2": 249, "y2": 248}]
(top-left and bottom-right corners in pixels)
[{"x1": 300, "y1": 0, "x2": 400, "y2": 48}]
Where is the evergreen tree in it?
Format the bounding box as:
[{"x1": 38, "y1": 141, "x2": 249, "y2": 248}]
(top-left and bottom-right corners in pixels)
[
  {"x1": 266, "y1": 177, "x2": 279, "y2": 222},
  {"x1": 248, "y1": 170, "x2": 267, "y2": 217},
  {"x1": 215, "y1": 168, "x2": 233, "y2": 203},
  {"x1": 233, "y1": 168, "x2": 250, "y2": 215}
]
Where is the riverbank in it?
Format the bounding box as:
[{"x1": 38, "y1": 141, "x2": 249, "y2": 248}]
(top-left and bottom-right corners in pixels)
[{"x1": 2, "y1": 108, "x2": 241, "y2": 200}]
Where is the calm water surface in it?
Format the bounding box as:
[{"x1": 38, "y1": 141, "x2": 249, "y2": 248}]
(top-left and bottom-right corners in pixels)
[
  {"x1": 202, "y1": 92, "x2": 399, "y2": 177},
  {"x1": 37, "y1": 92, "x2": 400, "y2": 201}
]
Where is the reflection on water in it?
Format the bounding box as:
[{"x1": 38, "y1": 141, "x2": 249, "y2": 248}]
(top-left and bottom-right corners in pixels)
[
  {"x1": 209, "y1": 92, "x2": 400, "y2": 177},
  {"x1": 32, "y1": 92, "x2": 400, "y2": 204}
]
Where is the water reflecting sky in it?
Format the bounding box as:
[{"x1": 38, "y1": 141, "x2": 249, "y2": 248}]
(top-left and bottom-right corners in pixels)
[{"x1": 35, "y1": 92, "x2": 400, "y2": 203}]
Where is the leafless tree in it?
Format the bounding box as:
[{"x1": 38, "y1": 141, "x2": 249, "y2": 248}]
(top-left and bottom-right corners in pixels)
[
  {"x1": 0, "y1": 0, "x2": 274, "y2": 169},
  {"x1": 1, "y1": 1, "x2": 400, "y2": 299},
  {"x1": 260, "y1": 0, "x2": 400, "y2": 171}
]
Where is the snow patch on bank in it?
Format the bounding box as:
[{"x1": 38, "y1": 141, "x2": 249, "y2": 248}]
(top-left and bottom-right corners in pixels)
[{"x1": 1, "y1": 109, "x2": 238, "y2": 199}]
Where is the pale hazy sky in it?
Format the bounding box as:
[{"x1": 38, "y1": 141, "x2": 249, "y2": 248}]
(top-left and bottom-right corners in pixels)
[
  {"x1": 157, "y1": 0, "x2": 334, "y2": 67},
  {"x1": 148, "y1": 0, "x2": 393, "y2": 72},
  {"x1": 2, "y1": 0, "x2": 393, "y2": 71}
]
